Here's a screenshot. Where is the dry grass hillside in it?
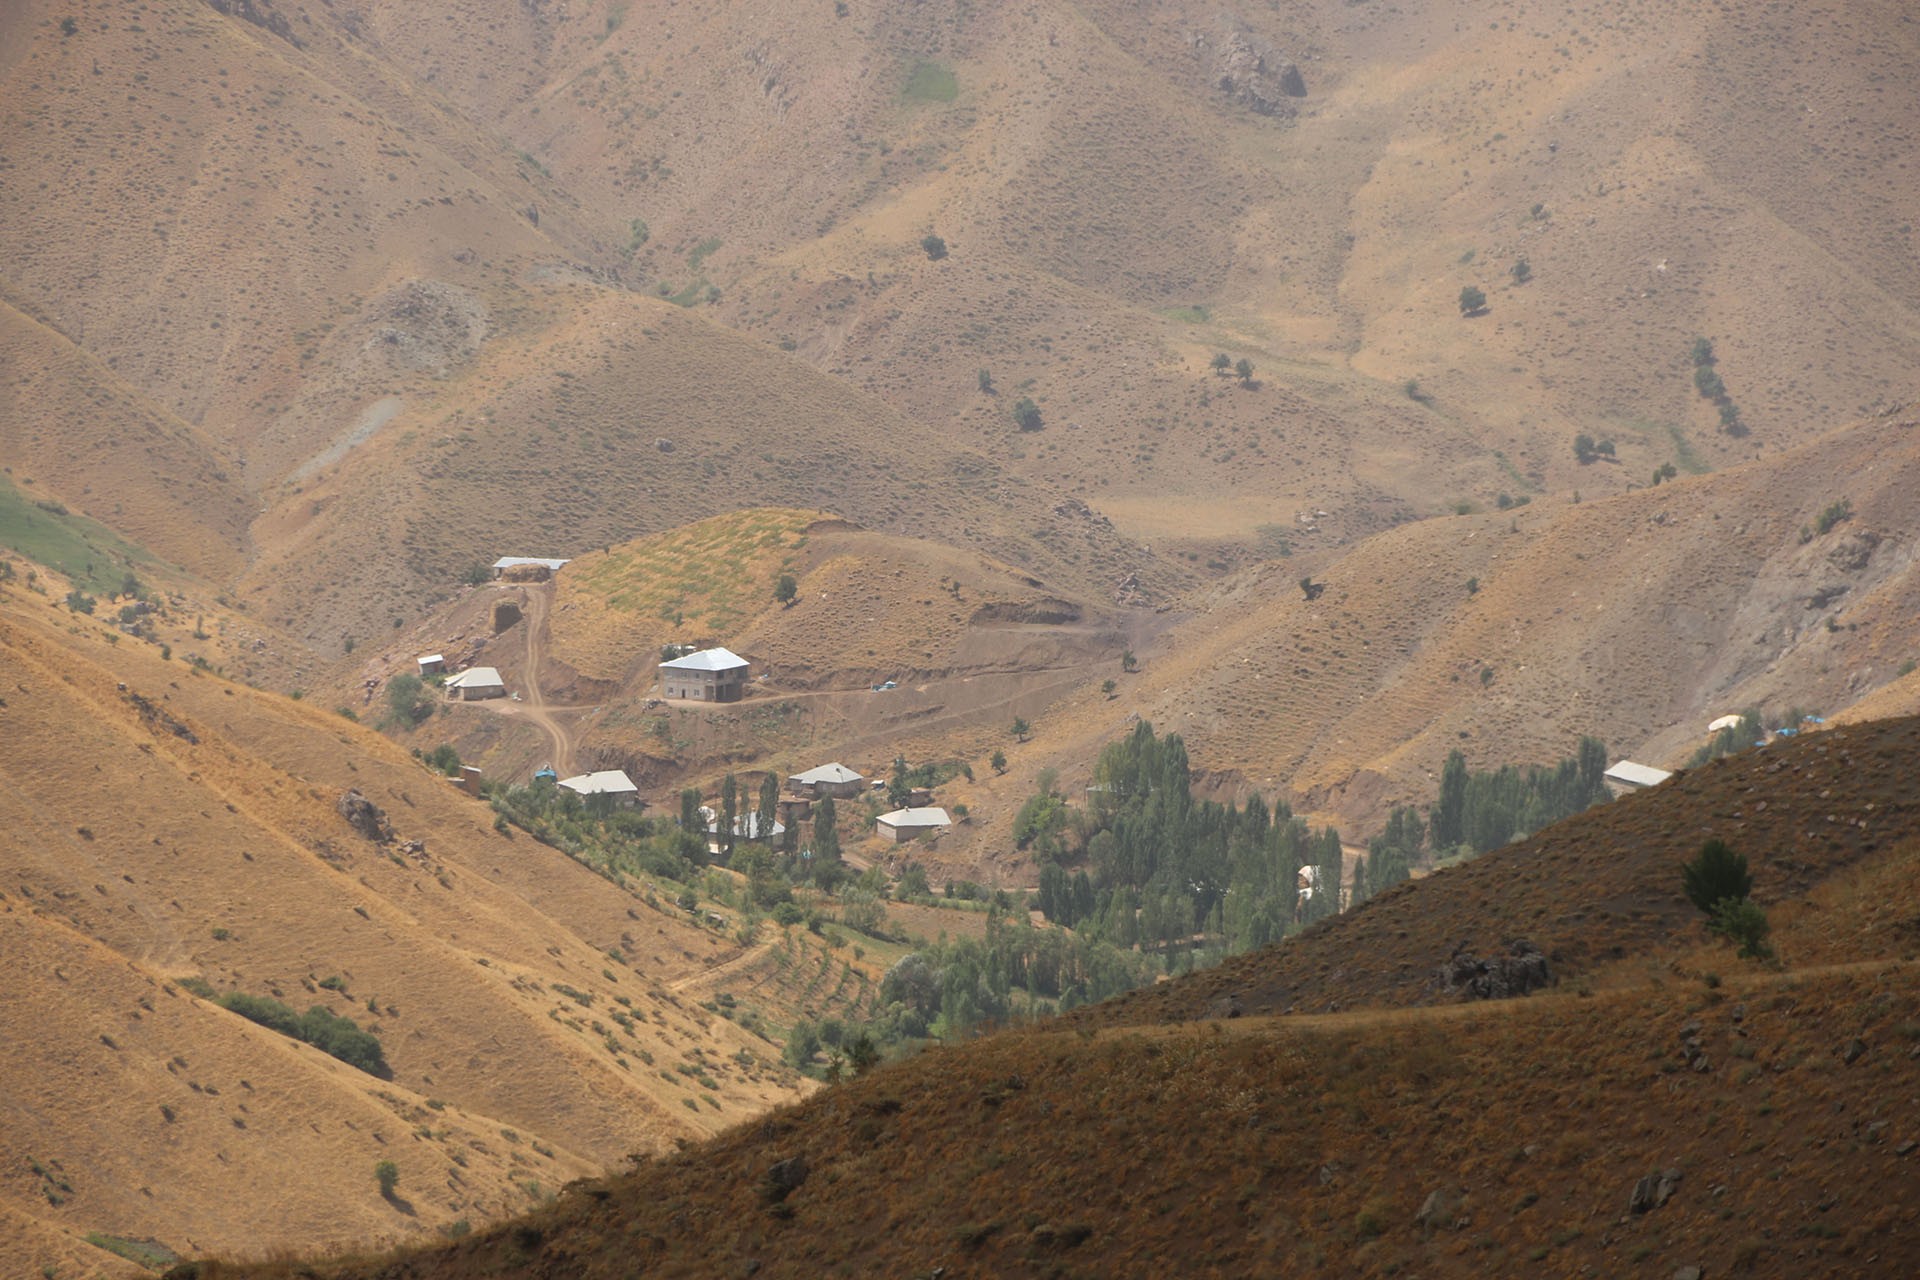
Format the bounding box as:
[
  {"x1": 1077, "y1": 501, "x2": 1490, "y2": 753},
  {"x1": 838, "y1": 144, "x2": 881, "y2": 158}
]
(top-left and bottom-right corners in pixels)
[
  {"x1": 0, "y1": 586, "x2": 818, "y2": 1277},
  {"x1": 194, "y1": 712, "x2": 1920, "y2": 1280},
  {"x1": 1005, "y1": 411, "x2": 1920, "y2": 836},
  {"x1": 6, "y1": 0, "x2": 1916, "y2": 660}
]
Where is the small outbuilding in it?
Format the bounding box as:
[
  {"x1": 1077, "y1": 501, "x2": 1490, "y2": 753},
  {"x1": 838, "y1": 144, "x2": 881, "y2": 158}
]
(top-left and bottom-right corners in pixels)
[
  {"x1": 875, "y1": 806, "x2": 950, "y2": 844},
  {"x1": 660, "y1": 646, "x2": 750, "y2": 703},
  {"x1": 787, "y1": 762, "x2": 865, "y2": 799},
  {"x1": 1706, "y1": 714, "x2": 1744, "y2": 736},
  {"x1": 700, "y1": 807, "x2": 787, "y2": 853},
  {"x1": 1604, "y1": 760, "x2": 1672, "y2": 794},
  {"x1": 444, "y1": 667, "x2": 506, "y2": 700},
  {"x1": 417, "y1": 653, "x2": 447, "y2": 676},
  {"x1": 558, "y1": 769, "x2": 642, "y2": 809}
]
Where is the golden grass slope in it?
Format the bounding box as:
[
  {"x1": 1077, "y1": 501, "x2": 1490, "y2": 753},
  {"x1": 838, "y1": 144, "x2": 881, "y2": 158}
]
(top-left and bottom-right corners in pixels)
[
  {"x1": 548, "y1": 508, "x2": 1111, "y2": 690},
  {"x1": 1005, "y1": 412, "x2": 1920, "y2": 834},
  {"x1": 0, "y1": 586, "x2": 813, "y2": 1275},
  {"x1": 198, "y1": 712, "x2": 1920, "y2": 1280},
  {"x1": 0, "y1": 295, "x2": 253, "y2": 583}
]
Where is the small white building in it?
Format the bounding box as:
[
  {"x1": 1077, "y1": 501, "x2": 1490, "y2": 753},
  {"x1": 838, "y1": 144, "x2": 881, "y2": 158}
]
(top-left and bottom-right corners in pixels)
[
  {"x1": 1706, "y1": 714, "x2": 1744, "y2": 736},
  {"x1": 700, "y1": 806, "x2": 787, "y2": 853},
  {"x1": 1604, "y1": 760, "x2": 1672, "y2": 794},
  {"x1": 787, "y1": 762, "x2": 865, "y2": 799},
  {"x1": 660, "y1": 646, "x2": 750, "y2": 703},
  {"x1": 417, "y1": 653, "x2": 447, "y2": 676},
  {"x1": 444, "y1": 666, "x2": 506, "y2": 700},
  {"x1": 558, "y1": 769, "x2": 642, "y2": 808},
  {"x1": 875, "y1": 806, "x2": 950, "y2": 844}
]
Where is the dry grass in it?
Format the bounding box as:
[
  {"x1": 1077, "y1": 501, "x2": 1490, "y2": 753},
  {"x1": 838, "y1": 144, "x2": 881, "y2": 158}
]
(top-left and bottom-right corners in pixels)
[{"x1": 181, "y1": 707, "x2": 1920, "y2": 1279}]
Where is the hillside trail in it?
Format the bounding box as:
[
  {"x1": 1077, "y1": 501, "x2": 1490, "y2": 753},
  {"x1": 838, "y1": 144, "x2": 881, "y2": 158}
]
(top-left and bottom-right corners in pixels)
[
  {"x1": 517, "y1": 582, "x2": 576, "y2": 776},
  {"x1": 477, "y1": 581, "x2": 577, "y2": 777},
  {"x1": 1065, "y1": 957, "x2": 1906, "y2": 1047},
  {"x1": 668, "y1": 938, "x2": 780, "y2": 992}
]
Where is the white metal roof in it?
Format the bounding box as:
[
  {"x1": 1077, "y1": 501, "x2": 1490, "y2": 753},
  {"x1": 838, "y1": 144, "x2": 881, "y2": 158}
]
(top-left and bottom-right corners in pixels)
[
  {"x1": 698, "y1": 807, "x2": 786, "y2": 840},
  {"x1": 791, "y1": 762, "x2": 863, "y2": 785},
  {"x1": 417, "y1": 653, "x2": 445, "y2": 665},
  {"x1": 559, "y1": 769, "x2": 639, "y2": 796},
  {"x1": 492, "y1": 556, "x2": 570, "y2": 571},
  {"x1": 1706, "y1": 714, "x2": 1744, "y2": 735},
  {"x1": 443, "y1": 666, "x2": 504, "y2": 688},
  {"x1": 877, "y1": 807, "x2": 950, "y2": 828},
  {"x1": 1604, "y1": 760, "x2": 1673, "y2": 788},
  {"x1": 661, "y1": 646, "x2": 749, "y2": 672}
]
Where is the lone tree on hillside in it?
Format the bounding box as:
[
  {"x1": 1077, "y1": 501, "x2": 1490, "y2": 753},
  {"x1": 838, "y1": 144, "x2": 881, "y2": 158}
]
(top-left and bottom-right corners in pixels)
[
  {"x1": 1681, "y1": 839, "x2": 1752, "y2": 915},
  {"x1": 977, "y1": 367, "x2": 994, "y2": 394},
  {"x1": 1510, "y1": 258, "x2": 1532, "y2": 285},
  {"x1": 1012, "y1": 397, "x2": 1043, "y2": 431},
  {"x1": 1459, "y1": 285, "x2": 1487, "y2": 316},
  {"x1": 921, "y1": 233, "x2": 948, "y2": 261},
  {"x1": 1011, "y1": 716, "x2": 1030, "y2": 742},
  {"x1": 1235, "y1": 357, "x2": 1255, "y2": 387},
  {"x1": 1211, "y1": 352, "x2": 1233, "y2": 376},
  {"x1": 1121, "y1": 649, "x2": 1138, "y2": 673},
  {"x1": 774, "y1": 573, "x2": 798, "y2": 607},
  {"x1": 990, "y1": 748, "x2": 1008, "y2": 774},
  {"x1": 375, "y1": 1161, "x2": 400, "y2": 1199},
  {"x1": 1690, "y1": 336, "x2": 1716, "y2": 368}
]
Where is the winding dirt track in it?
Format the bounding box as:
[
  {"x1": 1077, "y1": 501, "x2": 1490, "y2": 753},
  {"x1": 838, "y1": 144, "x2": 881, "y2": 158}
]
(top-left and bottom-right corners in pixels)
[{"x1": 516, "y1": 583, "x2": 576, "y2": 776}]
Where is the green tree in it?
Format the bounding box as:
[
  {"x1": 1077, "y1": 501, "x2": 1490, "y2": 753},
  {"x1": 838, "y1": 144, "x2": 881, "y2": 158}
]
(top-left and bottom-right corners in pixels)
[
  {"x1": 1459, "y1": 285, "x2": 1487, "y2": 315},
  {"x1": 65, "y1": 590, "x2": 96, "y2": 615},
  {"x1": 1101, "y1": 678, "x2": 1117, "y2": 697},
  {"x1": 374, "y1": 1160, "x2": 400, "y2": 1198},
  {"x1": 758, "y1": 773, "x2": 780, "y2": 848},
  {"x1": 1012, "y1": 397, "x2": 1043, "y2": 431},
  {"x1": 1121, "y1": 649, "x2": 1138, "y2": 672},
  {"x1": 812, "y1": 795, "x2": 840, "y2": 870},
  {"x1": 1011, "y1": 717, "x2": 1030, "y2": 742},
  {"x1": 1694, "y1": 366, "x2": 1726, "y2": 399},
  {"x1": 1234, "y1": 357, "x2": 1254, "y2": 386},
  {"x1": 1573, "y1": 433, "x2": 1598, "y2": 464},
  {"x1": 921, "y1": 233, "x2": 948, "y2": 261},
  {"x1": 1681, "y1": 839, "x2": 1752, "y2": 915},
  {"x1": 1690, "y1": 336, "x2": 1716, "y2": 367},
  {"x1": 977, "y1": 367, "x2": 994, "y2": 394},
  {"x1": 1430, "y1": 749, "x2": 1468, "y2": 851},
  {"x1": 774, "y1": 573, "x2": 798, "y2": 607},
  {"x1": 1710, "y1": 897, "x2": 1773, "y2": 959},
  {"x1": 1210, "y1": 352, "x2": 1232, "y2": 376},
  {"x1": 384, "y1": 674, "x2": 432, "y2": 726},
  {"x1": 719, "y1": 774, "x2": 739, "y2": 860},
  {"x1": 679, "y1": 787, "x2": 704, "y2": 836},
  {"x1": 782, "y1": 1020, "x2": 820, "y2": 1071},
  {"x1": 990, "y1": 749, "x2": 1007, "y2": 774},
  {"x1": 1510, "y1": 258, "x2": 1531, "y2": 284}
]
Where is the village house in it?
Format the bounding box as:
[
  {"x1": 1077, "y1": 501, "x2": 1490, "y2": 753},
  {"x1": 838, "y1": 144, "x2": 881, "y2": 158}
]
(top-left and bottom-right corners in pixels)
[
  {"x1": 558, "y1": 769, "x2": 642, "y2": 809},
  {"x1": 660, "y1": 646, "x2": 749, "y2": 703},
  {"x1": 700, "y1": 807, "x2": 787, "y2": 854},
  {"x1": 416, "y1": 653, "x2": 447, "y2": 676},
  {"x1": 1603, "y1": 760, "x2": 1673, "y2": 795},
  {"x1": 875, "y1": 806, "x2": 950, "y2": 844},
  {"x1": 786, "y1": 762, "x2": 865, "y2": 799},
  {"x1": 443, "y1": 666, "x2": 506, "y2": 700}
]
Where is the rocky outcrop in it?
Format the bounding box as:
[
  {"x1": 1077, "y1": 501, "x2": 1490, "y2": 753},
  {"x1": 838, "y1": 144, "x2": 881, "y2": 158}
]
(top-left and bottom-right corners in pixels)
[
  {"x1": 1187, "y1": 20, "x2": 1306, "y2": 117},
  {"x1": 204, "y1": 0, "x2": 299, "y2": 48},
  {"x1": 1437, "y1": 939, "x2": 1552, "y2": 1000},
  {"x1": 336, "y1": 789, "x2": 393, "y2": 843}
]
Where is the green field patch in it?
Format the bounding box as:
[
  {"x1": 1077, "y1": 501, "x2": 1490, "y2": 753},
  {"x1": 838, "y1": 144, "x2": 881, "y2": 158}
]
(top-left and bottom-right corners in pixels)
[
  {"x1": 86, "y1": 1233, "x2": 180, "y2": 1271},
  {"x1": 904, "y1": 62, "x2": 959, "y2": 103},
  {"x1": 0, "y1": 476, "x2": 159, "y2": 593}
]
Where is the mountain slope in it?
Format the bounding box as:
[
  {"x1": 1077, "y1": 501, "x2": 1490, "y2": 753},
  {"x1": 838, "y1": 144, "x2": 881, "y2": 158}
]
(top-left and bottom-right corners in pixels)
[
  {"x1": 193, "y1": 711, "x2": 1920, "y2": 1280},
  {"x1": 0, "y1": 587, "x2": 812, "y2": 1275}
]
